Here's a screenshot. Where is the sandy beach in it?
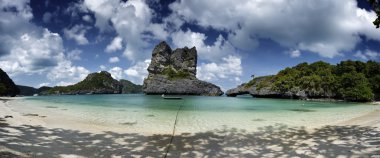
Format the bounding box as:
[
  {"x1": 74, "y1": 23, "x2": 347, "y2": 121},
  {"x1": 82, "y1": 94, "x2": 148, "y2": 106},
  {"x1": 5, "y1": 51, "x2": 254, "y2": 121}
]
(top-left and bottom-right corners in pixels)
[{"x1": 0, "y1": 98, "x2": 380, "y2": 157}]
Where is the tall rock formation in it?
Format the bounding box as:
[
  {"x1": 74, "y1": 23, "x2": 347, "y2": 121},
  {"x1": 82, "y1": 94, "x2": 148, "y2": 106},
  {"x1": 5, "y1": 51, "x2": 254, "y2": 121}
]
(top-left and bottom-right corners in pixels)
[
  {"x1": 143, "y1": 41, "x2": 223, "y2": 96},
  {"x1": 0, "y1": 68, "x2": 20, "y2": 97}
]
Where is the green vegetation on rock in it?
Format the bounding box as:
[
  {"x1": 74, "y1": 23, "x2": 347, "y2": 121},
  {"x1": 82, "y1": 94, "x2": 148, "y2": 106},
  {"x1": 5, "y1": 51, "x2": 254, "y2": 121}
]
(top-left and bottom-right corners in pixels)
[
  {"x1": 46, "y1": 71, "x2": 122, "y2": 94},
  {"x1": 245, "y1": 60, "x2": 380, "y2": 102},
  {"x1": 43, "y1": 71, "x2": 141, "y2": 95},
  {"x1": 162, "y1": 66, "x2": 190, "y2": 80},
  {"x1": 245, "y1": 76, "x2": 274, "y2": 90},
  {"x1": 338, "y1": 72, "x2": 373, "y2": 102}
]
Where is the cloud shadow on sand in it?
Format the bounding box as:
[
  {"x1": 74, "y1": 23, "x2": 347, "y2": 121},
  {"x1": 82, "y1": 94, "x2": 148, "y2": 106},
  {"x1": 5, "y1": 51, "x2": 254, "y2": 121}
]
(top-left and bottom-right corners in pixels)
[{"x1": 0, "y1": 122, "x2": 379, "y2": 157}]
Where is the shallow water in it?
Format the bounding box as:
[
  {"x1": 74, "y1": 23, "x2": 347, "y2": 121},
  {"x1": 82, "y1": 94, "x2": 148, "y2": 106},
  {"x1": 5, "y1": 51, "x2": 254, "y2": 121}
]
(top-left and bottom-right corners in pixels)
[{"x1": 12, "y1": 94, "x2": 377, "y2": 134}]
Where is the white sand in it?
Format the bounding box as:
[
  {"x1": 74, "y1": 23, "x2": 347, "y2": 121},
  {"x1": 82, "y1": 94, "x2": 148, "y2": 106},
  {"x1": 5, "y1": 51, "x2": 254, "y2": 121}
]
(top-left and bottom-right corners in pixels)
[{"x1": 0, "y1": 97, "x2": 379, "y2": 157}]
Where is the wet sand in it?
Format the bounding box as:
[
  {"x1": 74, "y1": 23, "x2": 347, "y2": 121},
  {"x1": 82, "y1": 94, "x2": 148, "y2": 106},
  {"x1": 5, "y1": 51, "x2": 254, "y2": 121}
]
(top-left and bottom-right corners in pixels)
[{"x1": 0, "y1": 98, "x2": 379, "y2": 157}]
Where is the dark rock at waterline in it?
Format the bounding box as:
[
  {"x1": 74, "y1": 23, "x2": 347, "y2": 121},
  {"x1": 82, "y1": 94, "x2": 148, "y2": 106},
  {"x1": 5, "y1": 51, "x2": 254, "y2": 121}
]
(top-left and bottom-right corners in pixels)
[
  {"x1": 0, "y1": 68, "x2": 20, "y2": 97},
  {"x1": 143, "y1": 41, "x2": 223, "y2": 96}
]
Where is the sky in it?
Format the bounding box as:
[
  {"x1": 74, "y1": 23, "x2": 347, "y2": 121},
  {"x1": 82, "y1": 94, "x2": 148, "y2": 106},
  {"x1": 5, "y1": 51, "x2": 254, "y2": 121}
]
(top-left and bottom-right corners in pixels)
[{"x1": 1, "y1": 0, "x2": 380, "y2": 91}]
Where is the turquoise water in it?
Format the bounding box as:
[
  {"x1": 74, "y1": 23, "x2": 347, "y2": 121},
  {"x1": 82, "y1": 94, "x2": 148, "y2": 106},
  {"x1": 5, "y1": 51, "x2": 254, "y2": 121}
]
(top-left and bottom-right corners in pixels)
[
  {"x1": 24, "y1": 94, "x2": 362, "y2": 111},
  {"x1": 13, "y1": 94, "x2": 377, "y2": 134}
]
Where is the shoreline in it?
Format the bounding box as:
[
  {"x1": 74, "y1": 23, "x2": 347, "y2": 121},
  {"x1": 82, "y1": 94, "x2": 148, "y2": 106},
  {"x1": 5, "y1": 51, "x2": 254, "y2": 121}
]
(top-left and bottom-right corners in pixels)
[
  {"x1": 1, "y1": 97, "x2": 379, "y2": 157},
  {"x1": 1, "y1": 97, "x2": 380, "y2": 132}
]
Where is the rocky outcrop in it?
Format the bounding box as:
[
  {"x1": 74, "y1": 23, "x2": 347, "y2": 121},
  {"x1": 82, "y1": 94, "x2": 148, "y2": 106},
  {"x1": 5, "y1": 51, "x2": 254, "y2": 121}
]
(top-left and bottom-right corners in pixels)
[
  {"x1": 143, "y1": 41, "x2": 223, "y2": 96},
  {"x1": 226, "y1": 76, "x2": 287, "y2": 98},
  {"x1": 144, "y1": 75, "x2": 223, "y2": 95},
  {"x1": 0, "y1": 68, "x2": 20, "y2": 97},
  {"x1": 226, "y1": 76, "x2": 333, "y2": 99}
]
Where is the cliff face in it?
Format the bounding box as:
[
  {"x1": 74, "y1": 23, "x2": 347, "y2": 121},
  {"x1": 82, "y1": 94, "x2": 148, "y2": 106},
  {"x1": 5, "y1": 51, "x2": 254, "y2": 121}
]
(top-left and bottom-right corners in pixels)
[
  {"x1": 143, "y1": 41, "x2": 223, "y2": 96},
  {"x1": 0, "y1": 68, "x2": 20, "y2": 97}
]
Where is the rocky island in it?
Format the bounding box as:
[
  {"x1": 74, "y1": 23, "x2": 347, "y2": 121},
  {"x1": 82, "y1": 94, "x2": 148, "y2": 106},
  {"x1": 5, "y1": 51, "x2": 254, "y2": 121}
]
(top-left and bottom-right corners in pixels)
[
  {"x1": 143, "y1": 41, "x2": 223, "y2": 96},
  {"x1": 226, "y1": 60, "x2": 380, "y2": 102},
  {"x1": 43, "y1": 71, "x2": 142, "y2": 95}
]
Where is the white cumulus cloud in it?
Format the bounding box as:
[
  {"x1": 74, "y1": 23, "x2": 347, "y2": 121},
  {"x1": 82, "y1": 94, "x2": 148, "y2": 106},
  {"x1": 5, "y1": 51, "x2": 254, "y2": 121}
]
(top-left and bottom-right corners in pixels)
[
  {"x1": 197, "y1": 55, "x2": 242, "y2": 81},
  {"x1": 109, "y1": 67, "x2": 123, "y2": 80},
  {"x1": 82, "y1": 14, "x2": 92, "y2": 23},
  {"x1": 124, "y1": 59, "x2": 150, "y2": 84},
  {"x1": 47, "y1": 60, "x2": 90, "y2": 83},
  {"x1": 0, "y1": 29, "x2": 65, "y2": 75},
  {"x1": 63, "y1": 24, "x2": 90, "y2": 45},
  {"x1": 105, "y1": 36, "x2": 123, "y2": 53},
  {"x1": 171, "y1": 29, "x2": 236, "y2": 62},
  {"x1": 99, "y1": 65, "x2": 107, "y2": 70},
  {"x1": 83, "y1": 0, "x2": 168, "y2": 61},
  {"x1": 169, "y1": 0, "x2": 380, "y2": 58},
  {"x1": 0, "y1": 0, "x2": 90, "y2": 86},
  {"x1": 109, "y1": 56, "x2": 120, "y2": 63},
  {"x1": 354, "y1": 49, "x2": 380, "y2": 60},
  {"x1": 288, "y1": 50, "x2": 301, "y2": 58}
]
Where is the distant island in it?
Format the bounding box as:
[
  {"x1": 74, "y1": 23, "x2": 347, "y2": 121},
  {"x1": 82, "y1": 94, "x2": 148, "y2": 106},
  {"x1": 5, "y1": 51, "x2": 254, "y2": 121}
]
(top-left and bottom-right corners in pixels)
[
  {"x1": 42, "y1": 71, "x2": 142, "y2": 95},
  {"x1": 227, "y1": 60, "x2": 380, "y2": 102},
  {"x1": 142, "y1": 41, "x2": 223, "y2": 96},
  {"x1": 0, "y1": 70, "x2": 142, "y2": 96},
  {"x1": 16, "y1": 85, "x2": 52, "y2": 96}
]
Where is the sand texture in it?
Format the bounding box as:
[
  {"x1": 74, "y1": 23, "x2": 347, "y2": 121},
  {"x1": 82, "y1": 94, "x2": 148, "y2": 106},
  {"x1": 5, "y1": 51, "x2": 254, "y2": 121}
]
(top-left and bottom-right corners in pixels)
[{"x1": 0, "y1": 98, "x2": 379, "y2": 157}]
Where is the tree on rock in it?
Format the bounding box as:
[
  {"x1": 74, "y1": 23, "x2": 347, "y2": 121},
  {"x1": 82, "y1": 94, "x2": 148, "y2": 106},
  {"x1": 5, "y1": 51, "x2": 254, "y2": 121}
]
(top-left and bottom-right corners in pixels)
[{"x1": 338, "y1": 72, "x2": 373, "y2": 102}]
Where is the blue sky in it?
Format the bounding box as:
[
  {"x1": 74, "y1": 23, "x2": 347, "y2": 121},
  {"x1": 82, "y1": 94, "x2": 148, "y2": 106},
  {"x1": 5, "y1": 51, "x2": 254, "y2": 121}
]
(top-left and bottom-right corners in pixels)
[{"x1": 0, "y1": 0, "x2": 380, "y2": 90}]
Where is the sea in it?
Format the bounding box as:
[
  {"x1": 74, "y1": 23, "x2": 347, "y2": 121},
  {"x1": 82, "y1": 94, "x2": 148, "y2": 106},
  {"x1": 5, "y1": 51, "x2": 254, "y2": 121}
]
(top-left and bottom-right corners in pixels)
[{"x1": 11, "y1": 94, "x2": 377, "y2": 134}]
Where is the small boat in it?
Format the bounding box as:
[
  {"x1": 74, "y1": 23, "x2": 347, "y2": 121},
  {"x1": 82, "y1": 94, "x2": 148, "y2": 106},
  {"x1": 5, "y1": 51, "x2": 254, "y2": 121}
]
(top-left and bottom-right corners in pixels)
[{"x1": 162, "y1": 94, "x2": 182, "y2": 100}]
